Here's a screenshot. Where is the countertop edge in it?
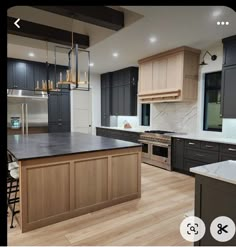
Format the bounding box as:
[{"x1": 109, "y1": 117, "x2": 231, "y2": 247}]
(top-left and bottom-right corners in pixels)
[
  {"x1": 190, "y1": 161, "x2": 236, "y2": 185},
  {"x1": 169, "y1": 134, "x2": 236, "y2": 145},
  {"x1": 10, "y1": 145, "x2": 142, "y2": 161}
]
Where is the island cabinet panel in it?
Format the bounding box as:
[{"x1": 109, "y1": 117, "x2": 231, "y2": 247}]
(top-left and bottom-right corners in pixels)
[
  {"x1": 74, "y1": 158, "x2": 109, "y2": 208},
  {"x1": 24, "y1": 162, "x2": 70, "y2": 223},
  {"x1": 18, "y1": 147, "x2": 141, "y2": 232},
  {"x1": 111, "y1": 153, "x2": 140, "y2": 199}
]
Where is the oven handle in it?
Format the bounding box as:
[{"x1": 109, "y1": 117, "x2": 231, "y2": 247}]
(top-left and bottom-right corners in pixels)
[{"x1": 139, "y1": 140, "x2": 170, "y2": 148}]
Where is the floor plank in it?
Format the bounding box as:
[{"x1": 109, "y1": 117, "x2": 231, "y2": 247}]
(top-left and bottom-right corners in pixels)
[{"x1": 8, "y1": 163, "x2": 194, "y2": 246}]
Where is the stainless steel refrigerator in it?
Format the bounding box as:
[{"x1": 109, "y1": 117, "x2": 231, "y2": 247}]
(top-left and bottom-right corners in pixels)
[{"x1": 7, "y1": 89, "x2": 48, "y2": 135}]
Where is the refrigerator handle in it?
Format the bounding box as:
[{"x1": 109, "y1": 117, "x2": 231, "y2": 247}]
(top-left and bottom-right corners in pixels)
[
  {"x1": 25, "y1": 103, "x2": 28, "y2": 135},
  {"x1": 21, "y1": 103, "x2": 25, "y2": 135}
]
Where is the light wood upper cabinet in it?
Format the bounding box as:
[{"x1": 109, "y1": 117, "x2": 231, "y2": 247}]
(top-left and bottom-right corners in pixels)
[
  {"x1": 152, "y1": 58, "x2": 167, "y2": 91},
  {"x1": 139, "y1": 60, "x2": 153, "y2": 93},
  {"x1": 138, "y1": 46, "x2": 200, "y2": 103}
]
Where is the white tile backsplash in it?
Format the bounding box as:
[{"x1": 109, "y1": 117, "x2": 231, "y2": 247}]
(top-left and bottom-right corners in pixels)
[
  {"x1": 222, "y1": 119, "x2": 236, "y2": 138},
  {"x1": 151, "y1": 102, "x2": 198, "y2": 132},
  {"x1": 150, "y1": 42, "x2": 236, "y2": 139},
  {"x1": 117, "y1": 116, "x2": 139, "y2": 128}
]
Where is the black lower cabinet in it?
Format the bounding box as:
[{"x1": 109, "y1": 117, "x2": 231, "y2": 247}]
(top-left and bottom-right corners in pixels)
[
  {"x1": 195, "y1": 175, "x2": 236, "y2": 246},
  {"x1": 171, "y1": 137, "x2": 236, "y2": 174},
  {"x1": 172, "y1": 138, "x2": 184, "y2": 170},
  {"x1": 48, "y1": 123, "x2": 70, "y2": 133}
]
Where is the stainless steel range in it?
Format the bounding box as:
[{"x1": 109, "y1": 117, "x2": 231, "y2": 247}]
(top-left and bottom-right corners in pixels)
[{"x1": 139, "y1": 130, "x2": 174, "y2": 170}]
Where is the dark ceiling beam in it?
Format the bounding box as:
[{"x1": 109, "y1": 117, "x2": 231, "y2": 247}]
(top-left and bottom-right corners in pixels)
[
  {"x1": 34, "y1": 6, "x2": 124, "y2": 31},
  {"x1": 7, "y1": 16, "x2": 89, "y2": 48}
]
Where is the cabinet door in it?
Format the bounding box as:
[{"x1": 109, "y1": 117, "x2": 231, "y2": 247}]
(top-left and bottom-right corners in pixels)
[
  {"x1": 223, "y1": 37, "x2": 236, "y2": 66},
  {"x1": 139, "y1": 61, "x2": 153, "y2": 93},
  {"x1": 124, "y1": 84, "x2": 131, "y2": 116},
  {"x1": 7, "y1": 59, "x2": 14, "y2": 88},
  {"x1": 152, "y1": 58, "x2": 167, "y2": 91},
  {"x1": 105, "y1": 87, "x2": 110, "y2": 126},
  {"x1": 59, "y1": 92, "x2": 70, "y2": 123},
  {"x1": 118, "y1": 86, "x2": 124, "y2": 115},
  {"x1": 34, "y1": 62, "x2": 47, "y2": 88},
  {"x1": 48, "y1": 92, "x2": 58, "y2": 123},
  {"x1": 26, "y1": 61, "x2": 35, "y2": 90},
  {"x1": 166, "y1": 53, "x2": 183, "y2": 89},
  {"x1": 101, "y1": 87, "x2": 106, "y2": 126},
  {"x1": 111, "y1": 86, "x2": 119, "y2": 115},
  {"x1": 172, "y1": 138, "x2": 184, "y2": 170},
  {"x1": 14, "y1": 61, "x2": 27, "y2": 89},
  {"x1": 221, "y1": 65, "x2": 236, "y2": 118}
]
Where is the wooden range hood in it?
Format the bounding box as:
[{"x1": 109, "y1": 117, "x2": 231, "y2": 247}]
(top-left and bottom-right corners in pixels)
[{"x1": 138, "y1": 46, "x2": 201, "y2": 103}]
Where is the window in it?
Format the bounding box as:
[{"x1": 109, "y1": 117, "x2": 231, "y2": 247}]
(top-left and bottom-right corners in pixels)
[
  {"x1": 203, "y1": 71, "x2": 222, "y2": 132},
  {"x1": 141, "y1": 104, "x2": 150, "y2": 126}
]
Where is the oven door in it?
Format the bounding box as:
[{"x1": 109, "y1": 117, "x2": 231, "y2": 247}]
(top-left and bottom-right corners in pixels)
[
  {"x1": 139, "y1": 140, "x2": 151, "y2": 159},
  {"x1": 151, "y1": 142, "x2": 170, "y2": 164}
]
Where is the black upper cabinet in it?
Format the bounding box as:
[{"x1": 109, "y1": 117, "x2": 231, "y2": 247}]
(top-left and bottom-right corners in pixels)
[
  {"x1": 7, "y1": 58, "x2": 68, "y2": 91},
  {"x1": 110, "y1": 66, "x2": 138, "y2": 116},
  {"x1": 101, "y1": 73, "x2": 112, "y2": 126},
  {"x1": 7, "y1": 59, "x2": 14, "y2": 89},
  {"x1": 221, "y1": 35, "x2": 236, "y2": 118},
  {"x1": 221, "y1": 65, "x2": 236, "y2": 118},
  {"x1": 222, "y1": 35, "x2": 236, "y2": 67},
  {"x1": 26, "y1": 61, "x2": 35, "y2": 90}
]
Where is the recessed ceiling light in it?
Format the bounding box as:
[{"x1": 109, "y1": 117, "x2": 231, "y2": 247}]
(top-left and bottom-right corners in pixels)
[
  {"x1": 89, "y1": 63, "x2": 94, "y2": 67},
  {"x1": 212, "y1": 10, "x2": 222, "y2": 17},
  {"x1": 149, "y1": 37, "x2": 157, "y2": 43},
  {"x1": 113, "y1": 52, "x2": 119, "y2": 57},
  {"x1": 225, "y1": 21, "x2": 229, "y2": 25},
  {"x1": 28, "y1": 52, "x2": 35, "y2": 57}
]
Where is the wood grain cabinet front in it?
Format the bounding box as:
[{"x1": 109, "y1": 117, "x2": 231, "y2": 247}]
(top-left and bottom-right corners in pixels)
[
  {"x1": 19, "y1": 147, "x2": 141, "y2": 232},
  {"x1": 138, "y1": 46, "x2": 200, "y2": 103}
]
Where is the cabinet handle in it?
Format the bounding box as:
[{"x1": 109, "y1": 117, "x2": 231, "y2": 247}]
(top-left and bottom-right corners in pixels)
[
  {"x1": 228, "y1": 148, "x2": 236, "y2": 152},
  {"x1": 205, "y1": 145, "x2": 214, "y2": 148},
  {"x1": 58, "y1": 119, "x2": 62, "y2": 121},
  {"x1": 188, "y1": 142, "x2": 195, "y2": 145},
  {"x1": 195, "y1": 153, "x2": 204, "y2": 157},
  {"x1": 58, "y1": 123, "x2": 62, "y2": 126}
]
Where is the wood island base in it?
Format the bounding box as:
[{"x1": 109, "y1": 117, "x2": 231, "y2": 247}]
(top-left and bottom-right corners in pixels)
[{"x1": 18, "y1": 147, "x2": 141, "y2": 232}]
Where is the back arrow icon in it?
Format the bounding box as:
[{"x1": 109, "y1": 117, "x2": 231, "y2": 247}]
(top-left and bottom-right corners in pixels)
[{"x1": 14, "y1": 18, "x2": 20, "y2": 28}]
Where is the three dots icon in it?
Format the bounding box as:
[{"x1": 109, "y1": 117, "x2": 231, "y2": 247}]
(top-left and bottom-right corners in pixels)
[{"x1": 217, "y1": 21, "x2": 229, "y2": 25}]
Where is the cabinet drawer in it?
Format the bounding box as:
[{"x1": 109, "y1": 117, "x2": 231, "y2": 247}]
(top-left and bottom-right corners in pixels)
[
  {"x1": 220, "y1": 153, "x2": 236, "y2": 161},
  {"x1": 200, "y1": 141, "x2": 219, "y2": 151},
  {"x1": 184, "y1": 139, "x2": 201, "y2": 148},
  {"x1": 220, "y1": 144, "x2": 236, "y2": 154},
  {"x1": 185, "y1": 148, "x2": 219, "y2": 164},
  {"x1": 183, "y1": 159, "x2": 205, "y2": 172}
]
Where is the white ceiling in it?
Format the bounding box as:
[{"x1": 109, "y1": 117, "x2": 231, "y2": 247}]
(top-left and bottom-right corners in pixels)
[{"x1": 7, "y1": 6, "x2": 236, "y2": 74}]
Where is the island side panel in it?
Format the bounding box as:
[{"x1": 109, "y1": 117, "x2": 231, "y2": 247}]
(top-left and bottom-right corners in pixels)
[
  {"x1": 19, "y1": 147, "x2": 141, "y2": 233},
  {"x1": 194, "y1": 175, "x2": 236, "y2": 246}
]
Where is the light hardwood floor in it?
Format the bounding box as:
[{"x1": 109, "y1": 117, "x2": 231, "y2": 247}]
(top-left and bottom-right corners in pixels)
[{"x1": 8, "y1": 163, "x2": 194, "y2": 246}]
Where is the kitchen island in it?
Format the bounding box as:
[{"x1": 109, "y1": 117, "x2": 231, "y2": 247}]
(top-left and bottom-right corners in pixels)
[
  {"x1": 190, "y1": 161, "x2": 236, "y2": 246},
  {"x1": 8, "y1": 132, "x2": 142, "y2": 233}
]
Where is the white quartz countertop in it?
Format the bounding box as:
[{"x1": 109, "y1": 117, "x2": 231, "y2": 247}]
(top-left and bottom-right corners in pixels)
[
  {"x1": 190, "y1": 160, "x2": 236, "y2": 185},
  {"x1": 168, "y1": 133, "x2": 236, "y2": 145},
  {"x1": 97, "y1": 126, "x2": 151, "y2": 133}
]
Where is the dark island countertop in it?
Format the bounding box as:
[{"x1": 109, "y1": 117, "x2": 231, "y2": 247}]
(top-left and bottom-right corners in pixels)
[{"x1": 7, "y1": 132, "x2": 141, "y2": 161}]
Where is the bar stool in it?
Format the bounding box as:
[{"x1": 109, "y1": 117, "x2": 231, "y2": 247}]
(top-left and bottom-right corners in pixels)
[{"x1": 7, "y1": 151, "x2": 20, "y2": 228}]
